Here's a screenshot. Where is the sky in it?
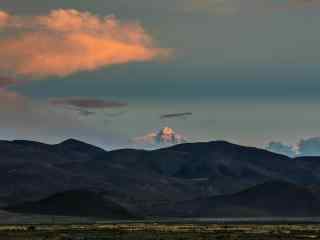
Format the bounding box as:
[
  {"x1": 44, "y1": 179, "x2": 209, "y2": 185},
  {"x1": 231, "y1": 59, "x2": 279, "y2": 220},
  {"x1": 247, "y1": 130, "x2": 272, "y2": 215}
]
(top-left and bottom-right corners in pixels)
[{"x1": 1, "y1": 0, "x2": 320, "y2": 150}]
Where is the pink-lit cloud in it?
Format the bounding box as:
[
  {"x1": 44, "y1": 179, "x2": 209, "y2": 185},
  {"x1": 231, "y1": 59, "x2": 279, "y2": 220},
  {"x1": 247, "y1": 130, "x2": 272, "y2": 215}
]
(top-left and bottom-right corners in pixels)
[
  {"x1": 0, "y1": 88, "x2": 26, "y2": 109},
  {"x1": 0, "y1": 10, "x2": 10, "y2": 26},
  {"x1": 0, "y1": 76, "x2": 19, "y2": 88},
  {"x1": 0, "y1": 9, "x2": 170, "y2": 78},
  {"x1": 0, "y1": 75, "x2": 24, "y2": 108}
]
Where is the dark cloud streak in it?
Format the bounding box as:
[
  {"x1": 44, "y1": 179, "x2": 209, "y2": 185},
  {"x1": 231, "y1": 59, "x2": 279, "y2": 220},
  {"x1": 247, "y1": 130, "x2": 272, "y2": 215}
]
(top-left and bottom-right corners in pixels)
[
  {"x1": 160, "y1": 112, "x2": 192, "y2": 119},
  {"x1": 50, "y1": 98, "x2": 128, "y2": 109}
]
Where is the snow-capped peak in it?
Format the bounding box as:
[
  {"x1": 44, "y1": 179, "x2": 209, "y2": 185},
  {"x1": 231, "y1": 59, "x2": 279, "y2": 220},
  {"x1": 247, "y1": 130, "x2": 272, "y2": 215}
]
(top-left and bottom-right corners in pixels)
[{"x1": 132, "y1": 127, "x2": 187, "y2": 146}]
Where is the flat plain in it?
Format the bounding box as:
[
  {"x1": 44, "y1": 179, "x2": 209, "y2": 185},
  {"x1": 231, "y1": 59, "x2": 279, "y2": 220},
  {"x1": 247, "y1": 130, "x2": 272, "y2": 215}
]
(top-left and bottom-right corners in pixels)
[{"x1": 0, "y1": 223, "x2": 320, "y2": 240}]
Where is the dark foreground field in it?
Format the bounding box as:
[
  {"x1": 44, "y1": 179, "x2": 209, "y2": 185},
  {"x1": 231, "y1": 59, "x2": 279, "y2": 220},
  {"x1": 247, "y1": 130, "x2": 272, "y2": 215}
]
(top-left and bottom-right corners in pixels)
[{"x1": 1, "y1": 223, "x2": 320, "y2": 240}]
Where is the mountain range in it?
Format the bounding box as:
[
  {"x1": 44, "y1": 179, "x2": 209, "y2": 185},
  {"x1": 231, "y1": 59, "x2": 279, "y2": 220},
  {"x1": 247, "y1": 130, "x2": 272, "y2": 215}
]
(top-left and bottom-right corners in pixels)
[{"x1": 1, "y1": 138, "x2": 320, "y2": 218}]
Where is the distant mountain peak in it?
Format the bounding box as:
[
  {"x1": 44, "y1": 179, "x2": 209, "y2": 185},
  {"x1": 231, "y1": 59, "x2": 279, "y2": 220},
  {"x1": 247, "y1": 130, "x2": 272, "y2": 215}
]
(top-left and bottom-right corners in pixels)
[
  {"x1": 59, "y1": 138, "x2": 87, "y2": 146},
  {"x1": 56, "y1": 138, "x2": 106, "y2": 154},
  {"x1": 133, "y1": 127, "x2": 187, "y2": 146}
]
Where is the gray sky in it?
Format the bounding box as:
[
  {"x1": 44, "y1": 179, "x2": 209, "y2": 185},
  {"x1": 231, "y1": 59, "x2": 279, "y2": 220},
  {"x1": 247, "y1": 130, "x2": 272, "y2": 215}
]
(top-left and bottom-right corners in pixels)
[{"x1": 1, "y1": 0, "x2": 320, "y2": 149}]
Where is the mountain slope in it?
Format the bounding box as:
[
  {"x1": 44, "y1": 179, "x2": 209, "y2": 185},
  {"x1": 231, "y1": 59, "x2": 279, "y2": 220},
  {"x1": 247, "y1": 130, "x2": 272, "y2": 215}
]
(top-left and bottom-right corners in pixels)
[
  {"x1": 153, "y1": 181, "x2": 320, "y2": 217},
  {"x1": 6, "y1": 190, "x2": 134, "y2": 219}
]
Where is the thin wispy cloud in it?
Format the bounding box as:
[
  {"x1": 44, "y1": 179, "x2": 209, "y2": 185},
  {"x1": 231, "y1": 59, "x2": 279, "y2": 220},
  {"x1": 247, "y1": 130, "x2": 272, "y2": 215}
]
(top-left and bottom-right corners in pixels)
[
  {"x1": 50, "y1": 97, "x2": 128, "y2": 109},
  {"x1": 266, "y1": 136, "x2": 320, "y2": 157},
  {"x1": 0, "y1": 9, "x2": 171, "y2": 78}
]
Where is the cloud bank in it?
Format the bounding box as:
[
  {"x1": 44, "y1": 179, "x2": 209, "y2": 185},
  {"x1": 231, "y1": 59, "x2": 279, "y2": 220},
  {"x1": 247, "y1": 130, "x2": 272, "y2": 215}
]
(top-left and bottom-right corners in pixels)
[
  {"x1": 297, "y1": 137, "x2": 320, "y2": 156},
  {"x1": 266, "y1": 137, "x2": 320, "y2": 157},
  {"x1": 0, "y1": 9, "x2": 170, "y2": 78},
  {"x1": 266, "y1": 141, "x2": 296, "y2": 157}
]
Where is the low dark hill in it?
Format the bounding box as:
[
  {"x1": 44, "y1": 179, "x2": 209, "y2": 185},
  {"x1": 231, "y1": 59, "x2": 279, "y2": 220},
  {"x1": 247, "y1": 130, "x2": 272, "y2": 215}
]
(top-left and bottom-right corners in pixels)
[
  {"x1": 5, "y1": 190, "x2": 134, "y2": 219},
  {"x1": 157, "y1": 181, "x2": 320, "y2": 217}
]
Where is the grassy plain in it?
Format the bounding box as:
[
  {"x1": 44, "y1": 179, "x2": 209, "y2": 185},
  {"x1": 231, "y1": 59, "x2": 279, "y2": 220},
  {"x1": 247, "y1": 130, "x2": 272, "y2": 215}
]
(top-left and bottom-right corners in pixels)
[{"x1": 0, "y1": 223, "x2": 319, "y2": 240}]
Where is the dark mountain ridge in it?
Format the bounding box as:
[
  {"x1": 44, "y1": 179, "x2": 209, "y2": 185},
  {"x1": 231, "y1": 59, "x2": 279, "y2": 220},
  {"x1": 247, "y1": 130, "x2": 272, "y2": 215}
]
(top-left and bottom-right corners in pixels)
[{"x1": 1, "y1": 138, "x2": 320, "y2": 217}]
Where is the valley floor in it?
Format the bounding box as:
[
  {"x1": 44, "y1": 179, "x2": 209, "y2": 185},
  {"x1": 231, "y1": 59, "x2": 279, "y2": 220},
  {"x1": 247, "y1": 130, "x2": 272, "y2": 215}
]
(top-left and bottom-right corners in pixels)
[{"x1": 0, "y1": 223, "x2": 320, "y2": 240}]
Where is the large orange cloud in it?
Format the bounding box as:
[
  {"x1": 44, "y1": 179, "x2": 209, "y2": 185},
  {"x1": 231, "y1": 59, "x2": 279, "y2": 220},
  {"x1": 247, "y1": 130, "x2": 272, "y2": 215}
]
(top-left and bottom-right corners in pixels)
[
  {"x1": 0, "y1": 11, "x2": 10, "y2": 26},
  {"x1": 0, "y1": 9, "x2": 170, "y2": 78}
]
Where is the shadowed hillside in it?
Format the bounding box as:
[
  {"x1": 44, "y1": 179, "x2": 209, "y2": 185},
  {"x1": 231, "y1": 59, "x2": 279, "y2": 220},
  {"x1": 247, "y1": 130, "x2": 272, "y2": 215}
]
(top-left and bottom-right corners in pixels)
[
  {"x1": 6, "y1": 190, "x2": 134, "y2": 219},
  {"x1": 153, "y1": 181, "x2": 320, "y2": 217}
]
